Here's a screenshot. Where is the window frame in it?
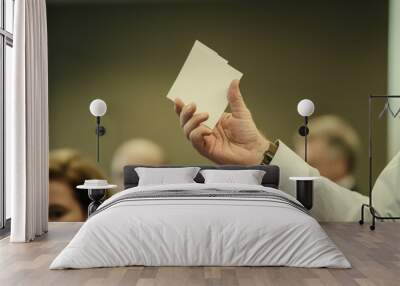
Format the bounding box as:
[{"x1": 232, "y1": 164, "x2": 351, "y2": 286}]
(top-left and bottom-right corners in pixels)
[{"x1": 0, "y1": 0, "x2": 13, "y2": 232}]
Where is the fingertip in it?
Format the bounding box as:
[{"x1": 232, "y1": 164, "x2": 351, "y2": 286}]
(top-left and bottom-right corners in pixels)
[
  {"x1": 201, "y1": 112, "x2": 209, "y2": 119},
  {"x1": 174, "y1": 99, "x2": 183, "y2": 114},
  {"x1": 232, "y1": 79, "x2": 240, "y2": 86},
  {"x1": 229, "y1": 79, "x2": 240, "y2": 91},
  {"x1": 204, "y1": 128, "x2": 212, "y2": 135},
  {"x1": 185, "y1": 103, "x2": 197, "y2": 114},
  {"x1": 227, "y1": 81, "x2": 240, "y2": 101},
  {"x1": 199, "y1": 123, "x2": 212, "y2": 134},
  {"x1": 189, "y1": 125, "x2": 212, "y2": 143}
]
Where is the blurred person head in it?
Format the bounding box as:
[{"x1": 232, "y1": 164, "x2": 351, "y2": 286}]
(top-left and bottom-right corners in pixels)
[
  {"x1": 49, "y1": 149, "x2": 105, "y2": 221},
  {"x1": 111, "y1": 138, "x2": 165, "y2": 188},
  {"x1": 294, "y1": 115, "x2": 360, "y2": 190}
]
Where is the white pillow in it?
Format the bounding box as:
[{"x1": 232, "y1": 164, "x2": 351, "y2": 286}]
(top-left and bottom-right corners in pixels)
[
  {"x1": 200, "y1": 169, "x2": 266, "y2": 185},
  {"x1": 135, "y1": 167, "x2": 200, "y2": 186}
]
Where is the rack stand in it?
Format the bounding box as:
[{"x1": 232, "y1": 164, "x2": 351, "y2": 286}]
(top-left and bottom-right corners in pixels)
[{"x1": 359, "y1": 95, "x2": 400, "y2": 230}]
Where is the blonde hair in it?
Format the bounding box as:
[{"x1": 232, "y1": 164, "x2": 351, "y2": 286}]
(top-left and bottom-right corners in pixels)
[
  {"x1": 49, "y1": 149, "x2": 105, "y2": 215},
  {"x1": 111, "y1": 138, "x2": 165, "y2": 180},
  {"x1": 294, "y1": 115, "x2": 361, "y2": 172}
]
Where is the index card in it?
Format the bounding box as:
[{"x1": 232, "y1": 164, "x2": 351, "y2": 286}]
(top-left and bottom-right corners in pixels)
[
  {"x1": 194, "y1": 40, "x2": 228, "y2": 64},
  {"x1": 166, "y1": 40, "x2": 243, "y2": 128}
]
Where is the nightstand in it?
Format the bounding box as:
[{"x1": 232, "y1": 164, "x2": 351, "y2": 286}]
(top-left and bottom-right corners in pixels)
[
  {"x1": 77, "y1": 180, "x2": 117, "y2": 216},
  {"x1": 289, "y1": 177, "x2": 319, "y2": 210}
]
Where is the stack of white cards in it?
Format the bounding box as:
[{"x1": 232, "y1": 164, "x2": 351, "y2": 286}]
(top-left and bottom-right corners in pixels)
[{"x1": 166, "y1": 40, "x2": 243, "y2": 128}]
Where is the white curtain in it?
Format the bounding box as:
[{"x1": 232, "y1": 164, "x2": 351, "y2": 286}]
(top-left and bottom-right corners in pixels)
[{"x1": 6, "y1": 0, "x2": 49, "y2": 242}]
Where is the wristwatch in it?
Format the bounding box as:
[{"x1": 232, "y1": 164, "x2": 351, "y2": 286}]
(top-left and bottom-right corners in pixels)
[{"x1": 261, "y1": 141, "x2": 279, "y2": 165}]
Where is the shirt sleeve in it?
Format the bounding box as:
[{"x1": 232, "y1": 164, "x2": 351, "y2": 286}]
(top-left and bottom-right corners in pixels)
[
  {"x1": 372, "y1": 151, "x2": 400, "y2": 218},
  {"x1": 271, "y1": 140, "x2": 369, "y2": 222}
]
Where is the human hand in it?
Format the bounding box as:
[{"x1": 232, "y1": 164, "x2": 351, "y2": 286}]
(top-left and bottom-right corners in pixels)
[{"x1": 174, "y1": 79, "x2": 271, "y2": 165}]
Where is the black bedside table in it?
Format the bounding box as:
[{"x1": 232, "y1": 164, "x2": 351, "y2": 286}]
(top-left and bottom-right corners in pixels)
[
  {"x1": 77, "y1": 180, "x2": 117, "y2": 216},
  {"x1": 289, "y1": 177, "x2": 319, "y2": 210}
]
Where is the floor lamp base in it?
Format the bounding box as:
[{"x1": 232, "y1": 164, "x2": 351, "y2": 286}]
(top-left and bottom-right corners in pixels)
[{"x1": 359, "y1": 203, "x2": 400, "y2": 231}]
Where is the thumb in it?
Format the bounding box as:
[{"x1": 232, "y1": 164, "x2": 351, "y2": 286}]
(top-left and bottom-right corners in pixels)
[{"x1": 227, "y1": 79, "x2": 250, "y2": 118}]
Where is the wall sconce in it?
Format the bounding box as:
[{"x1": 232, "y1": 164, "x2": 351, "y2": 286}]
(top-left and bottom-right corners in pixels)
[
  {"x1": 297, "y1": 99, "x2": 315, "y2": 163},
  {"x1": 89, "y1": 99, "x2": 107, "y2": 162}
]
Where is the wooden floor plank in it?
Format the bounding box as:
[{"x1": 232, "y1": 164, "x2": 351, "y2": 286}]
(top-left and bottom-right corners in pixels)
[{"x1": 0, "y1": 222, "x2": 399, "y2": 286}]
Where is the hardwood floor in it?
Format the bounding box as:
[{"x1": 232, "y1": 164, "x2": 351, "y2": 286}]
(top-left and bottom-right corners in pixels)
[{"x1": 0, "y1": 222, "x2": 399, "y2": 286}]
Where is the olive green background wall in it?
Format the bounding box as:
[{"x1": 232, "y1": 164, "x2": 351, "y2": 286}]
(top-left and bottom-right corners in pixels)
[{"x1": 47, "y1": 0, "x2": 388, "y2": 195}]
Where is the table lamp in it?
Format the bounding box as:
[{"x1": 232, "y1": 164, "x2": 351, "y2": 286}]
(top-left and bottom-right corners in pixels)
[
  {"x1": 89, "y1": 99, "x2": 107, "y2": 162},
  {"x1": 297, "y1": 99, "x2": 315, "y2": 163}
]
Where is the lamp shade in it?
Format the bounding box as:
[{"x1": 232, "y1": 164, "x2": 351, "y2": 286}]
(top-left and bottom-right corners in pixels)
[
  {"x1": 89, "y1": 99, "x2": 107, "y2": 117},
  {"x1": 297, "y1": 99, "x2": 315, "y2": 117}
]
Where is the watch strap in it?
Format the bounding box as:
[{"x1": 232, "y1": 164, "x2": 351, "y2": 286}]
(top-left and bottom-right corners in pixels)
[{"x1": 261, "y1": 141, "x2": 279, "y2": 165}]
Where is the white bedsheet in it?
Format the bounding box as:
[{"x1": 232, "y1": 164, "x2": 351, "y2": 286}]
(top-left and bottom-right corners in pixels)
[{"x1": 50, "y1": 183, "x2": 350, "y2": 269}]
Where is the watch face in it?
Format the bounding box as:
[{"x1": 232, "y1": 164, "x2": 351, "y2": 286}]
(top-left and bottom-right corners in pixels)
[{"x1": 262, "y1": 153, "x2": 272, "y2": 165}]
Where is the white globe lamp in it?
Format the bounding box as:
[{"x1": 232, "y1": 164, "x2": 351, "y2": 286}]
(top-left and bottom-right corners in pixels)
[
  {"x1": 89, "y1": 99, "x2": 107, "y2": 162},
  {"x1": 297, "y1": 99, "x2": 315, "y2": 117},
  {"x1": 297, "y1": 99, "x2": 315, "y2": 163},
  {"x1": 90, "y1": 99, "x2": 107, "y2": 117}
]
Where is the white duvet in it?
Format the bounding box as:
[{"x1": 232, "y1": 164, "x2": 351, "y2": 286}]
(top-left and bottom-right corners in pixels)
[{"x1": 50, "y1": 183, "x2": 350, "y2": 269}]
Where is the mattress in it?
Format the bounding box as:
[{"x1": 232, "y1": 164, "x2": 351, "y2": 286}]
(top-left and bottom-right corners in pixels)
[{"x1": 50, "y1": 183, "x2": 350, "y2": 269}]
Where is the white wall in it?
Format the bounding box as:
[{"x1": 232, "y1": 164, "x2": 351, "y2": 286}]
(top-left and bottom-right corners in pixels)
[{"x1": 388, "y1": 0, "x2": 400, "y2": 159}]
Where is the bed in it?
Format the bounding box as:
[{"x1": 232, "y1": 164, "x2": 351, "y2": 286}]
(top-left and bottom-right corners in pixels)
[{"x1": 50, "y1": 165, "x2": 350, "y2": 269}]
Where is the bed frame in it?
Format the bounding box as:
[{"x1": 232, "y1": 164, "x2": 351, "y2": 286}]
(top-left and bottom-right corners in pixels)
[{"x1": 123, "y1": 165, "x2": 280, "y2": 190}]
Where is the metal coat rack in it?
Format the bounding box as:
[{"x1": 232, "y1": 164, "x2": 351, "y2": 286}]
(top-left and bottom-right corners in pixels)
[{"x1": 359, "y1": 95, "x2": 400, "y2": 230}]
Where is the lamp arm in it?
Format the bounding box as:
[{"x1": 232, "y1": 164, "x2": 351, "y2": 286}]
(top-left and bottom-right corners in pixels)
[
  {"x1": 304, "y1": 116, "x2": 308, "y2": 163},
  {"x1": 96, "y1": 117, "x2": 100, "y2": 162}
]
